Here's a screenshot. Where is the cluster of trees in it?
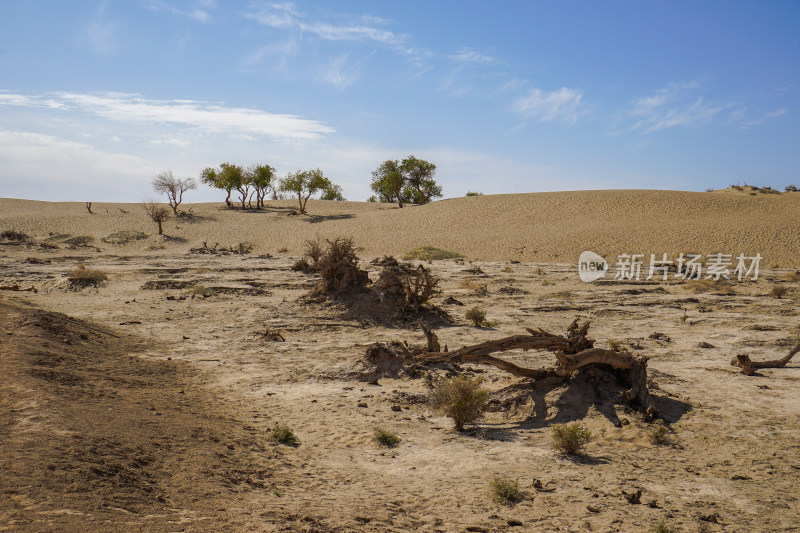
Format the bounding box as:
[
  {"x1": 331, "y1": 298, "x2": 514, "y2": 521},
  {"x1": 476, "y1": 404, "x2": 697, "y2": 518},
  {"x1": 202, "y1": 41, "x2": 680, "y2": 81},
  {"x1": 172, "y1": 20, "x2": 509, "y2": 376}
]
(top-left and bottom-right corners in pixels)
[
  {"x1": 200, "y1": 163, "x2": 343, "y2": 214},
  {"x1": 368, "y1": 156, "x2": 442, "y2": 207},
  {"x1": 144, "y1": 155, "x2": 443, "y2": 227}
]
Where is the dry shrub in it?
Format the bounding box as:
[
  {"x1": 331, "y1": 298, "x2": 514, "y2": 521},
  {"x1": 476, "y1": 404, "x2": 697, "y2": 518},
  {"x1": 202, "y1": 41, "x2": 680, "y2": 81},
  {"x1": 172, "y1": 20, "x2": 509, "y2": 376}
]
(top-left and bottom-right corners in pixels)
[
  {"x1": 303, "y1": 237, "x2": 324, "y2": 266},
  {"x1": 101, "y1": 230, "x2": 147, "y2": 245},
  {"x1": 465, "y1": 307, "x2": 486, "y2": 327},
  {"x1": 311, "y1": 237, "x2": 369, "y2": 296},
  {"x1": 291, "y1": 258, "x2": 315, "y2": 273},
  {"x1": 770, "y1": 285, "x2": 789, "y2": 298},
  {"x1": 400, "y1": 265, "x2": 441, "y2": 311},
  {"x1": 67, "y1": 265, "x2": 108, "y2": 287},
  {"x1": 685, "y1": 279, "x2": 735, "y2": 295},
  {"x1": 0, "y1": 229, "x2": 31, "y2": 242},
  {"x1": 64, "y1": 235, "x2": 94, "y2": 247},
  {"x1": 373, "y1": 427, "x2": 401, "y2": 448},
  {"x1": 270, "y1": 423, "x2": 300, "y2": 446},
  {"x1": 429, "y1": 375, "x2": 488, "y2": 431}
]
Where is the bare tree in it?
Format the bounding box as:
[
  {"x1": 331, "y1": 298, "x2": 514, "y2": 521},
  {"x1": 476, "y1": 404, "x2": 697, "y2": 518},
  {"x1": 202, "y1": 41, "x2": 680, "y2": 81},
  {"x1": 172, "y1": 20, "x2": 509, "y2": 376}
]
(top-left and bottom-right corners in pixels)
[
  {"x1": 142, "y1": 199, "x2": 170, "y2": 235},
  {"x1": 152, "y1": 171, "x2": 197, "y2": 214},
  {"x1": 85, "y1": 202, "x2": 94, "y2": 214}
]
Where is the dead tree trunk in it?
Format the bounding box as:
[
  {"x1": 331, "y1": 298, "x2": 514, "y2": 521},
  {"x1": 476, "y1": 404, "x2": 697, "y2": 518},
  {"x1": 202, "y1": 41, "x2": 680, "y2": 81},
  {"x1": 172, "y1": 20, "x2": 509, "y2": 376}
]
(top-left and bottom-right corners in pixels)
[
  {"x1": 85, "y1": 202, "x2": 93, "y2": 214},
  {"x1": 731, "y1": 341, "x2": 800, "y2": 375},
  {"x1": 379, "y1": 320, "x2": 658, "y2": 418}
]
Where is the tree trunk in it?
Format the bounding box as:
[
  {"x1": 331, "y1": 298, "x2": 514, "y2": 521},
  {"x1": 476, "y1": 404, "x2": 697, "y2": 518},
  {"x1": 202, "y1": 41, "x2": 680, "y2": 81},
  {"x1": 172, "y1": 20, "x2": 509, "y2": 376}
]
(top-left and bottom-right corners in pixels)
[
  {"x1": 225, "y1": 189, "x2": 232, "y2": 207},
  {"x1": 731, "y1": 341, "x2": 800, "y2": 375},
  {"x1": 85, "y1": 202, "x2": 93, "y2": 214}
]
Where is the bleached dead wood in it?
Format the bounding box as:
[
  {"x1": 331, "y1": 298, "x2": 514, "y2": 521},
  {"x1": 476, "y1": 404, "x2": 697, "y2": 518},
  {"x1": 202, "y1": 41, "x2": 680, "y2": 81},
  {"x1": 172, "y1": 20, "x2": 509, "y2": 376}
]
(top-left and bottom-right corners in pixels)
[
  {"x1": 731, "y1": 341, "x2": 800, "y2": 375},
  {"x1": 375, "y1": 320, "x2": 658, "y2": 418}
]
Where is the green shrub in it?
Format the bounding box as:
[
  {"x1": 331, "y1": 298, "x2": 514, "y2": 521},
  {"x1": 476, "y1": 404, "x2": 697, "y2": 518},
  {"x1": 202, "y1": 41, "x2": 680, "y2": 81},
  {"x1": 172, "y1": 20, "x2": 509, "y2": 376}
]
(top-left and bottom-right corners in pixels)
[
  {"x1": 551, "y1": 423, "x2": 591, "y2": 455},
  {"x1": 429, "y1": 375, "x2": 488, "y2": 431},
  {"x1": 373, "y1": 427, "x2": 401, "y2": 448},
  {"x1": 490, "y1": 475, "x2": 521, "y2": 505},
  {"x1": 63, "y1": 235, "x2": 94, "y2": 247},
  {"x1": 101, "y1": 230, "x2": 148, "y2": 245},
  {"x1": 465, "y1": 307, "x2": 497, "y2": 327},
  {"x1": 403, "y1": 246, "x2": 464, "y2": 261},
  {"x1": 271, "y1": 423, "x2": 300, "y2": 446},
  {"x1": 465, "y1": 191, "x2": 483, "y2": 197}
]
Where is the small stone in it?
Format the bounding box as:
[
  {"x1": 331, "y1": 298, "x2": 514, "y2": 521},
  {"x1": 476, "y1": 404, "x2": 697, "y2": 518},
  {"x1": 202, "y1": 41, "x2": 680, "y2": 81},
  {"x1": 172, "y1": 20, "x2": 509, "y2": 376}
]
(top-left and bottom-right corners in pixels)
[
  {"x1": 391, "y1": 405, "x2": 402, "y2": 412},
  {"x1": 357, "y1": 402, "x2": 368, "y2": 408}
]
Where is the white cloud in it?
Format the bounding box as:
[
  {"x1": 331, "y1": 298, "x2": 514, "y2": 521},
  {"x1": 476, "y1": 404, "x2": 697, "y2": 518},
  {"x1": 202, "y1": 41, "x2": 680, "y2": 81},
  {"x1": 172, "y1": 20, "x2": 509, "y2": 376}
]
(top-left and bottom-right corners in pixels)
[
  {"x1": 145, "y1": 1, "x2": 214, "y2": 22},
  {"x1": 247, "y1": 3, "x2": 407, "y2": 45},
  {"x1": 0, "y1": 92, "x2": 334, "y2": 140},
  {"x1": 629, "y1": 82, "x2": 731, "y2": 133},
  {"x1": 449, "y1": 48, "x2": 496, "y2": 64},
  {"x1": 513, "y1": 87, "x2": 585, "y2": 123}
]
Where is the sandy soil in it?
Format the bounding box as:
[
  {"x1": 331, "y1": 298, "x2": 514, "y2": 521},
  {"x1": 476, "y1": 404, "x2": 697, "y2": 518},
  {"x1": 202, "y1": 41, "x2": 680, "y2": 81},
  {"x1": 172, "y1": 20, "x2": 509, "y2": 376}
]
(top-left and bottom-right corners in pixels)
[
  {"x1": 1, "y1": 193, "x2": 799, "y2": 532},
  {"x1": 1, "y1": 188, "x2": 799, "y2": 266}
]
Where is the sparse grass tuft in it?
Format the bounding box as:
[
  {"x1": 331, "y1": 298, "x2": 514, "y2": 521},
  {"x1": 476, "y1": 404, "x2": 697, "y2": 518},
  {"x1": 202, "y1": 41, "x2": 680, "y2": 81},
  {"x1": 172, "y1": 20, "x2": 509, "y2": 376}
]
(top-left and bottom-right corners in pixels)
[
  {"x1": 101, "y1": 230, "x2": 148, "y2": 245},
  {"x1": 551, "y1": 423, "x2": 591, "y2": 455},
  {"x1": 373, "y1": 427, "x2": 401, "y2": 448},
  {"x1": 608, "y1": 339, "x2": 623, "y2": 352},
  {"x1": 490, "y1": 475, "x2": 521, "y2": 505},
  {"x1": 271, "y1": 423, "x2": 300, "y2": 446},
  {"x1": 429, "y1": 375, "x2": 489, "y2": 431},
  {"x1": 403, "y1": 246, "x2": 464, "y2": 261},
  {"x1": 649, "y1": 420, "x2": 670, "y2": 445}
]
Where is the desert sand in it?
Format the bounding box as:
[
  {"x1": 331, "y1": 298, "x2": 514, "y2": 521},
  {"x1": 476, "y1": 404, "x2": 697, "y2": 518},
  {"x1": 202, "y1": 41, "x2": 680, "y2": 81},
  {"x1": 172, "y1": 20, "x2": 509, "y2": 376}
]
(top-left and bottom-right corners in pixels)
[{"x1": 1, "y1": 190, "x2": 799, "y2": 532}]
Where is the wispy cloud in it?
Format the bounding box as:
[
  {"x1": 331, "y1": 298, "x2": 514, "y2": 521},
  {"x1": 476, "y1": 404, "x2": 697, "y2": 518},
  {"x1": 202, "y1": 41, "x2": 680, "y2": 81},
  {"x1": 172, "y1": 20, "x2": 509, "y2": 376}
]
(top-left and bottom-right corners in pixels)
[
  {"x1": 513, "y1": 87, "x2": 585, "y2": 123},
  {"x1": 318, "y1": 51, "x2": 375, "y2": 90},
  {"x1": 448, "y1": 48, "x2": 496, "y2": 64},
  {"x1": 83, "y1": 1, "x2": 119, "y2": 55},
  {"x1": 247, "y1": 3, "x2": 406, "y2": 45},
  {"x1": 145, "y1": 0, "x2": 215, "y2": 23},
  {"x1": 628, "y1": 82, "x2": 732, "y2": 133},
  {"x1": 0, "y1": 92, "x2": 334, "y2": 139}
]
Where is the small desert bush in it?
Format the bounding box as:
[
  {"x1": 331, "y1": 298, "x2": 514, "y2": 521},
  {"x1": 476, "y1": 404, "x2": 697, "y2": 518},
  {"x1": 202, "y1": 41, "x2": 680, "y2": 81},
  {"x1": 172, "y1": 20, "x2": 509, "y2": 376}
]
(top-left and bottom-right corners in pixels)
[
  {"x1": 429, "y1": 375, "x2": 489, "y2": 431},
  {"x1": 533, "y1": 267, "x2": 546, "y2": 275},
  {"x1": 0, "y1": 229, "x2": 31, "y2": 242},
  {"x1": 313, "y1": 237, "x2": 368, "y2": 295},
  {"x1": 649, "y1": 420, "x2": 670, "y2": 445},
  {"x1": 271, "y1": 423, "x2": 300, "y2": 446},
  {"x1": 404, "y1": 246, "x2": 464, "y2": 261},
  {"x1": 101, "y1": 230, "x2": 148, "y2": 245},
  {"x1": 373, "y1": 427, "x2": 401, "y2": 448},
  {"x1": 303, "y1": 237, "x2": 324, "y2": 266},
  {"x1": 465, "y1": 191, "x2": 483, "y2": 197},
  {"x1": 784, "y1": 271, "x2": 800, "y2": 282},
  {"x1": 490, "y1": 475, "x2": 521, "y2": 505},
  {"x1": 608, "y1": 339, "x2": 623, "y2": 352},
  {"x1": 234, "y1": 242, "x2": 254, "y2": 254},
  {"x1": 501, "y1": 265, "x2": 513, "y2": 273},
  {"x1": 770, "y1": 285, "x2": 789, "y2": 298},
  {"x1": 465, "y1": 307, "x2": 497, "y2": 328},
  {"x1": 64, "y1": 235, "x2": 94, "y2": 247},
  {"x1": 67, "y1": 265, "x2": 108, "y2": 286},
  {"x1": 551, "y1": 423, "x2": 591, "y2": 455}
]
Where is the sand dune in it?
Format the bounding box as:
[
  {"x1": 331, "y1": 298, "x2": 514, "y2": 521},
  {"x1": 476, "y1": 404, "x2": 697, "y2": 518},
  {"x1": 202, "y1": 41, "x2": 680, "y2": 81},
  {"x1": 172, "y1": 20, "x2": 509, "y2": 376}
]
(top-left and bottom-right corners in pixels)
[{"x1": 2, "y1": 189, "x2": 799, "y2": 266}]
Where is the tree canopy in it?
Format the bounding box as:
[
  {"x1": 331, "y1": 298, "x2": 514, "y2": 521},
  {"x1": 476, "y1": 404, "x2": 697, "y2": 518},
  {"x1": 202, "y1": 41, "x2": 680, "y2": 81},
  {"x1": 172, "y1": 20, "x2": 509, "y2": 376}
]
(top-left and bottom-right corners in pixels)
[
  {"x1": 279, "y1": 168, "x2": 338, "y2": 214},
  {"x1": 370, "y1": 156, "x2": 441, "y2": 207},
  {"x1": 152, "y1": 171, "x2": 196, "y2": 214}
]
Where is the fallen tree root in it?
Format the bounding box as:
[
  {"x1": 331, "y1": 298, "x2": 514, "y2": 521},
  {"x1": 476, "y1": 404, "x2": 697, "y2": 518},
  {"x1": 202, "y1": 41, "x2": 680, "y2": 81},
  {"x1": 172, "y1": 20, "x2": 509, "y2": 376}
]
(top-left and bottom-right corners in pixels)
[
  {"x1": 365, "y1": 319, "x2": 658, "y2": 418},
  {"x1": 731, "y1": 341, "x2": 800, "y2": 375}
]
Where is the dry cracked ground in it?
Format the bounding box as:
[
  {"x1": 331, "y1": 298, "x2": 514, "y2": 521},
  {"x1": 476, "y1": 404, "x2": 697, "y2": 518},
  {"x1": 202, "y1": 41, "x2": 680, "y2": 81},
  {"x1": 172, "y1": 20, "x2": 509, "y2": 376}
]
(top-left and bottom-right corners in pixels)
[{"x1": 1, "y1": 244, "x2": 799, "y2": 532}]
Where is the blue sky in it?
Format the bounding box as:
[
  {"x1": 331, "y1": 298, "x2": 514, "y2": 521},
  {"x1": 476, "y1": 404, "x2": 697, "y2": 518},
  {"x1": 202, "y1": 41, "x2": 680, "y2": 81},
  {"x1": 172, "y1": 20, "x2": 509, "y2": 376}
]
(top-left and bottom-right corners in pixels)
[{"x1": 1, "y1": 1, "x2": 798, "y2": 202}]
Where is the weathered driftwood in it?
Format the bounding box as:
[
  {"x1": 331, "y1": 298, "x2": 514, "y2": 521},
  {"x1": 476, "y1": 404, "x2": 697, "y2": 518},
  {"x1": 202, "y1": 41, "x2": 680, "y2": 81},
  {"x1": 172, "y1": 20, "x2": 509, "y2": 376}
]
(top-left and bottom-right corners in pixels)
[
  {"x1": 373, "y1": 320, "x2": 658, "y2": 418},
  {"x1": 731, "y1": 341, "x2": 800, "y2": 375},
  {"x1": 0, "y1": 284, "x2": 38, "y2": 293}
]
